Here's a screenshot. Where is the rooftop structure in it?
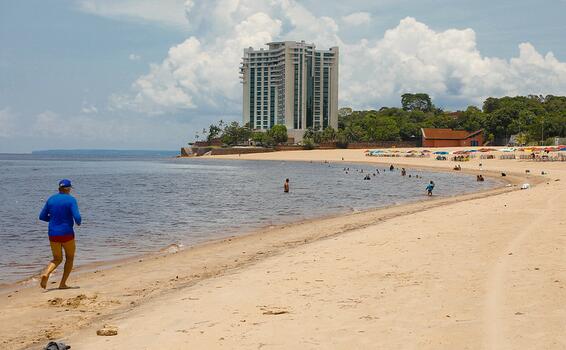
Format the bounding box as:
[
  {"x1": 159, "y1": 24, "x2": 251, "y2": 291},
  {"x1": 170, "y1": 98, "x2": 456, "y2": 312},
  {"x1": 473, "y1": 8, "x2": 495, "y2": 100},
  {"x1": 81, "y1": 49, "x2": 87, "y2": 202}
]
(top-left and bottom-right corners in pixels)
[{"x1": 421, "y1": 128, "x2": 484, "y2": 147}]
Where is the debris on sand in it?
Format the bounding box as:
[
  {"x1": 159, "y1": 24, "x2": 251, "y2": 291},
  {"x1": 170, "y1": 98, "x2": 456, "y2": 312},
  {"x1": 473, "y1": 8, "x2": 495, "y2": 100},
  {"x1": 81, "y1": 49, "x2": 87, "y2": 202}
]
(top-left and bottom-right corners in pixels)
[{"x1": 96, "y1": 324, "x2": 118, "y2": 336}]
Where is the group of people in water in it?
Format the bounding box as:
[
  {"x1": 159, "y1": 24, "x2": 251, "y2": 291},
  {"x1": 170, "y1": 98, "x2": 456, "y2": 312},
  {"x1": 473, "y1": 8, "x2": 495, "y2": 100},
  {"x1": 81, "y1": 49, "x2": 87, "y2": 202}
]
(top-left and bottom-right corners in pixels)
[{"x1": 41, "y1": 159, "x2": 487, "y2": 289}]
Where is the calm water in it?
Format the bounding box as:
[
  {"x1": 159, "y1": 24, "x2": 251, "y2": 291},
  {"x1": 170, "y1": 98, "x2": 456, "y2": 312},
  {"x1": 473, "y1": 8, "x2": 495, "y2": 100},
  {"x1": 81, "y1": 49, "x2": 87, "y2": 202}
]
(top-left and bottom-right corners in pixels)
[{"x1": 0, "y1": 154, "x2": 497, "y2": 284}]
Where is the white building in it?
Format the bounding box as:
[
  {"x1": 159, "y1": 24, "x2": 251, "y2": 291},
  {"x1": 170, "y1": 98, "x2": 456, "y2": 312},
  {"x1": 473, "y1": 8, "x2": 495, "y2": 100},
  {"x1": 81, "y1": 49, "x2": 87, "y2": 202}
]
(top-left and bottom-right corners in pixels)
[{"x1": 241, "y1": 41, "x2": 339, "y2": 141}]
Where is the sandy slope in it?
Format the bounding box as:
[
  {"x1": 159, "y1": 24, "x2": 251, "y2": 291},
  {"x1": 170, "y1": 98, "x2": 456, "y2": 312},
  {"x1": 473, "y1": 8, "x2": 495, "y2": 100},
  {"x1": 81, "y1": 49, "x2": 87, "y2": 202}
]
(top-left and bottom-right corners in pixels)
[{"x1": 1, "y1": 149, "x2": 564, "y2": 349}]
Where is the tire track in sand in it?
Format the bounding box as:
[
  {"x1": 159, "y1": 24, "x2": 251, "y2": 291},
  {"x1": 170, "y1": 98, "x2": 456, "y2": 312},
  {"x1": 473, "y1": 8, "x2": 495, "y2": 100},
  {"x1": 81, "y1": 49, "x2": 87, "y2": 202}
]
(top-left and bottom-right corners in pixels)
[{"x1": 484, "y1": 191, "x2": 557, "y2": 350}]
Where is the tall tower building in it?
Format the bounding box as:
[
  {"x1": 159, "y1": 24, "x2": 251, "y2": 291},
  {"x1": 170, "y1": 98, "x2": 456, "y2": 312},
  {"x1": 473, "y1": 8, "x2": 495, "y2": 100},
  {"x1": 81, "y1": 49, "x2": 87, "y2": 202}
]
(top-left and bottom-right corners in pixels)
[{"x1": 241, "y1": 41, "x2": 339, "y2": 141}]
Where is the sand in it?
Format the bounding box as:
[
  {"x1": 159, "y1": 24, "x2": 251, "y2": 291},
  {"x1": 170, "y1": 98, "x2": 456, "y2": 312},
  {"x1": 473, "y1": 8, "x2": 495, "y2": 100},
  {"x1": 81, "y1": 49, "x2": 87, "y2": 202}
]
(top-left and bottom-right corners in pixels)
[{"x1": 1, "y1": 149, "x2": 564, "y2": 349}]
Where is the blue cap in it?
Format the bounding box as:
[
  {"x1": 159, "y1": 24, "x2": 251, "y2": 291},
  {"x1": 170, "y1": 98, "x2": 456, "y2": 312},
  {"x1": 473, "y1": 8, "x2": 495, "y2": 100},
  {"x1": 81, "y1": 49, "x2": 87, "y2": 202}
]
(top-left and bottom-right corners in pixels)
[{"x1": 58, "y1": 179, "x2": 72, "y2": 188}]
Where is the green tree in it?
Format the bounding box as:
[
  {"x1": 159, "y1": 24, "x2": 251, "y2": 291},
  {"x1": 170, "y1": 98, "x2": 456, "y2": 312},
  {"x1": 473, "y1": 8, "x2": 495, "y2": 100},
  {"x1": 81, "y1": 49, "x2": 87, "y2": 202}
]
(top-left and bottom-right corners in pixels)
[
  {"x1": 321, "y1": 126, "x2": 337, "y2": 142},
  {"x1": 261, "y1": 132, "x2": 275, "y2": 146},
  {"x1": 207, "y1": 124, "x2": 222, "y2": 142},
  {"x1": 302, "y1": 137, "x2": 316, "y2": 150},
  {"x1": 422, "y1": 113, "x2": 455, "y2": 129},
  {"x1": 338, "y1": 107, "x2": 353, "y2": 118},
  {"x1": 401, "y1": 93, "x2": 433, "y2": 112},
  {"x1": 457, "y1": 106, "x2": 486, "y2": 131},
  {"x1": 221, "y1": 121, "x2": 251, "y2": 145},
  {"x1": 485, "y1": 107, "x2": 519, "y2": 140},
  {"x1": 269, "y1": 124, "x2": 288, "y2": 144},
  {"x1": 251, "y1": 132, "x2": 264, "y2": 144},
  {"x1": 335, "y1": 130, "x2": 349, "y2": 148}
]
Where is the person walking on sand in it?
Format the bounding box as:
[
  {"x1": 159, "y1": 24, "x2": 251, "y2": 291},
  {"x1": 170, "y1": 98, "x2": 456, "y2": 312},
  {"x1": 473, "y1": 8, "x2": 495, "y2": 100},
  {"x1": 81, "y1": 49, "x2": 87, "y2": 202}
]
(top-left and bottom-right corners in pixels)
[
  {"x1": 284, "y1": 178, "x2": 290, "y2": 193},
  {"x1": 39, "y1": 179, "x2": 81, "y2": 289},
  {"x1": 426, "y1": 181, "x2": 435, "y2": 196}
]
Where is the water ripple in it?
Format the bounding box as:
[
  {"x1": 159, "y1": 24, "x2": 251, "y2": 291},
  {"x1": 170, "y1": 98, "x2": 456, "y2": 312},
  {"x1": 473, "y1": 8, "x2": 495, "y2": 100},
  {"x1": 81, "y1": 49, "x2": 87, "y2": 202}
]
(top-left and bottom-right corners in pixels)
[{"x1": 0, "y1": 155, "x2": 496, "y2": 283}]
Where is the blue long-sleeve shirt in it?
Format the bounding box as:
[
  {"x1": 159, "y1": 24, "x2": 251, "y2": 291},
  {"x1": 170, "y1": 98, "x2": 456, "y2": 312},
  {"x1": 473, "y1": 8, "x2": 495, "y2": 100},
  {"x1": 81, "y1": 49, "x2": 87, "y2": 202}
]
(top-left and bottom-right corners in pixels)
[{"x1": 39, "y1": 193, "x2": 82, "y2": 237}]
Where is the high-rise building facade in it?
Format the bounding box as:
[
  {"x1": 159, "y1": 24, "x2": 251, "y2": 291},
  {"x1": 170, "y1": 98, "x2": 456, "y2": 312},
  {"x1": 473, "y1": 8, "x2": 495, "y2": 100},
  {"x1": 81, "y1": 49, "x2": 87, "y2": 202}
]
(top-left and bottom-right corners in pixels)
[{"x1": 241, "y1": 41, "x2": 339, "y2": 141}]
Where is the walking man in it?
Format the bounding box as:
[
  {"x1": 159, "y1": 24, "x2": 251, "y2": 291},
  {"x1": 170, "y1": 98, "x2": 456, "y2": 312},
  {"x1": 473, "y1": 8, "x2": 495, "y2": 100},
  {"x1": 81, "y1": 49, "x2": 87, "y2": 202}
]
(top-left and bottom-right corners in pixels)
[
  {"x1": 426, "y1": 181, "x2": 435, "y2": 196},
  {"x1": 39, "y1": 179, "x2": 81, "y2": 289}
]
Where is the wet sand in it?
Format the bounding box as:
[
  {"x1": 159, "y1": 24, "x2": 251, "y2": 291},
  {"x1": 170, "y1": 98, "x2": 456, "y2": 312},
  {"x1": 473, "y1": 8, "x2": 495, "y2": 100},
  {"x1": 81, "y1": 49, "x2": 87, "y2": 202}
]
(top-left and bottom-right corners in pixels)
[{"x1": 1, "y1": 149, "x2": 565, "y2": 349}]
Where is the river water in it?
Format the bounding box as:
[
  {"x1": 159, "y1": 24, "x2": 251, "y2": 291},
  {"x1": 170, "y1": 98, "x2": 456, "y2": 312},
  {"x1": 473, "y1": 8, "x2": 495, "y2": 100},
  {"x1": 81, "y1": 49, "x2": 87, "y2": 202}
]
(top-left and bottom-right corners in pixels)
[{"x1": 0, "y1": 154, "x2": 497, "y2": 284}]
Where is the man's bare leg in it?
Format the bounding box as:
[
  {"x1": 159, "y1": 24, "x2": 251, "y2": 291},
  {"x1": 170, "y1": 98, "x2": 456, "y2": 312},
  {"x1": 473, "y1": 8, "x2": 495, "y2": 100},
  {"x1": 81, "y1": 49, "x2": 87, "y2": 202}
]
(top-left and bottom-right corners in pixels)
[
  {"x1": 41, "y1": 242, "x2": 63, "y2": 289},
  {"x1": 59, "y1": 240, "x2": 76, "y2": 289}
]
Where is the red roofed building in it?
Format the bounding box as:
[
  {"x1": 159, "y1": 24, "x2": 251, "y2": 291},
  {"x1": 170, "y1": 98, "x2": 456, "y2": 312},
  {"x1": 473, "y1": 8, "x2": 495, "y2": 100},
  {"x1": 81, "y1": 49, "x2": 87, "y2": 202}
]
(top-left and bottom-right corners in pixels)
[{"x1": 421, "y1": 128, "x2": 484, "y2": 147}]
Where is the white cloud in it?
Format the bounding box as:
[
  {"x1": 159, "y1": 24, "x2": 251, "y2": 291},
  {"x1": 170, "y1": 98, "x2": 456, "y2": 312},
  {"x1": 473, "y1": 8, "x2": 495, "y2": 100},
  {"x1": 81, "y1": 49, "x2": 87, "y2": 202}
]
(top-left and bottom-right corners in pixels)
[
  {"x1": 0, "y1": 108, "x2": 18, "y2": 138},
  {"x1": 342, "y1": 12, "x2": 371, "y2": 26},
  {"x1": 128, "y1": 53, "x2": 141, "y2": 61},
  {"x1": 81, "y1": 104, "x2": 98, "y2": 114},
  {"x1": 0, "y1": 107, "x2": 203, "y2": 152},
  {"x1": 77, "y1": 0, "x2": 188, "y2": 29},
  {"x1": 108, "y1": 1, "x2": 566, "y2": 115},
  {"x1": 111, "y1": 10, "x2": 283, "y2": 114},
  {"x1": 341, "y1": 17, "x2": 566, "y2": 108},
  {"x1": 31, "y1": 110, "x2": 146, "y2": 141}
]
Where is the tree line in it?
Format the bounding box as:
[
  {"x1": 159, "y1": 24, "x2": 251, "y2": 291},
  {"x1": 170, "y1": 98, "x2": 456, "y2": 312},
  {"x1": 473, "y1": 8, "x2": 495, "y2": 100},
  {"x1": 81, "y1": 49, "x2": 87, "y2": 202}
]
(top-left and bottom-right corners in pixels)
[
  {"x1": 194, "y1": 120, "x2": 288, "y2": 146},
  {"x1": 194, "y1": 94, "x2": 566, "y2": 147}
]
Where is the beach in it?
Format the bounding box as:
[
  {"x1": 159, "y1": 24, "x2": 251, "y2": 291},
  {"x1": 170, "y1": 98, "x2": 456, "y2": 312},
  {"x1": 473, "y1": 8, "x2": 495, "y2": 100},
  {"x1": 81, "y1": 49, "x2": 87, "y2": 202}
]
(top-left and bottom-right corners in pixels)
[{"x1": 1, "y1": 149, "x2": 565, "y2": 349}]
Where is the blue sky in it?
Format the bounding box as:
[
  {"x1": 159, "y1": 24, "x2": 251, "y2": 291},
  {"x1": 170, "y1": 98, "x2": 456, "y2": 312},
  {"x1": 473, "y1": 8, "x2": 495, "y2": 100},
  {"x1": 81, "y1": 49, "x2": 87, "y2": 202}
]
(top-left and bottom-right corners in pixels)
[{"x1": 1, "y1": 0, "x2": 565, "y2": 152}]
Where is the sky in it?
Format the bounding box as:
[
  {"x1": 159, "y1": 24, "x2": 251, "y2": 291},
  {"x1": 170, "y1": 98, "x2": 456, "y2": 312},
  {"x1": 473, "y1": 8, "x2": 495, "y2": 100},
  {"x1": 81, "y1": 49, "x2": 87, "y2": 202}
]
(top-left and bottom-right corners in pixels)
[{"x1": 1, "y1": 0, "x2": 566, "y2": 152}]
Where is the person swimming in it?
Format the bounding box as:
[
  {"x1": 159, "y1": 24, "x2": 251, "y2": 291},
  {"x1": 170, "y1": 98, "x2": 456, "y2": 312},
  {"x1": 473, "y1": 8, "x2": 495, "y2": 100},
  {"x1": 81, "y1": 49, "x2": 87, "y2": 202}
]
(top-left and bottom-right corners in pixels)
[{"x1": 284, "y1": 178, "x2": 290, "y2": 193}]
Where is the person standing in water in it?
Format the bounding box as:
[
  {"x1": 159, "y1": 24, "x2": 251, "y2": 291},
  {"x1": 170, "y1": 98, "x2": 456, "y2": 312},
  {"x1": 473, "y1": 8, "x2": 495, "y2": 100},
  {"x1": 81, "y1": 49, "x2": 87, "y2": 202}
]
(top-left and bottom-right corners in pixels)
[
  {"x1": 39, "y1": 179, "x2": 81, "y2": 289},
  {"x1": 426, "y1": 181, "x2": 435, "y2": 196},
  {"x1": 284, "y1": 178, "x2": 290, "y2": 193}
]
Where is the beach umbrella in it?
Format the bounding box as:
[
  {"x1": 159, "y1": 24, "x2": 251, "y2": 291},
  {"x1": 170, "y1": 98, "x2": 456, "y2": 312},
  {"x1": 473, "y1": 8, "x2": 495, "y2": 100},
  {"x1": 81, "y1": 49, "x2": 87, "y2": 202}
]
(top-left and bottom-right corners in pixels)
[
  {"x1": 433, "y1": 151, "x2": 449, "y2": 155},
  {"x1": 560, "y1": 147, "x2": 566, "y2": 151}
]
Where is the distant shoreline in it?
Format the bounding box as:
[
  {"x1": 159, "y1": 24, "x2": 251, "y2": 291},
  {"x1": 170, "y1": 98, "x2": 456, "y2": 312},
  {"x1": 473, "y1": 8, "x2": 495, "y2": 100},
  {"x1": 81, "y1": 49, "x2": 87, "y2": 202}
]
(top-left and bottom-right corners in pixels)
[{"x1": 30, "y1": 149, "x2": 178, "y2": 156}]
